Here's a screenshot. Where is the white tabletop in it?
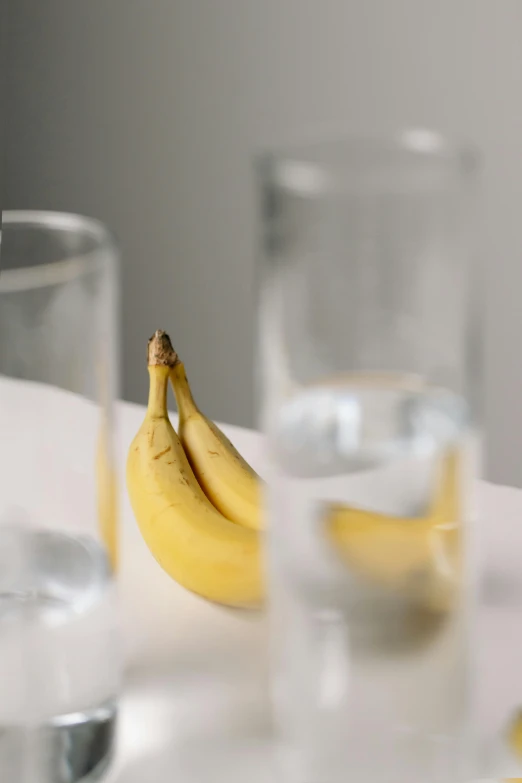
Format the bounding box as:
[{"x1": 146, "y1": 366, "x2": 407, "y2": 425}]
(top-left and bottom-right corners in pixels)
[{"x1": 1, "y1": 378, "x2": 520, "y2": 781}]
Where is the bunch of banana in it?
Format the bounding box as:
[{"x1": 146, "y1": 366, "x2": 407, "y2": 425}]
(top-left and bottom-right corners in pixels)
[
  {"x1": 127, "y1": 330, "x2": 461, "y2": 609},
  {"x1": 126, "y1": 331, "x2": 262, "y2": 607}
]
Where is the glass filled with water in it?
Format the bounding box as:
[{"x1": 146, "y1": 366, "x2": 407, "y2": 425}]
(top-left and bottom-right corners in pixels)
[
  {"x1": 0, "y1": 212, "x2": 120, "y2": 782},
  {"x1": 257, "y1": 133, "x2": 481, "y2": 782}
]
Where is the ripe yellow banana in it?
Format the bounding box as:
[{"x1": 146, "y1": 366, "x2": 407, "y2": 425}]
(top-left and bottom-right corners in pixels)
[
  {"x1": 170, "y1": 357, "x2": 262, "y2": 531},
  {"x1": 169, "y1": 345, "x2": 460, "y2": 604},
  {"x1": 126, "y1": 331, "x2": 263, "y2": 607}
]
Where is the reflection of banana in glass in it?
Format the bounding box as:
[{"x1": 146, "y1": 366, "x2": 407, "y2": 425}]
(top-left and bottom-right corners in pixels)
[
  {"x1": 327, "y1": 449, "x2": 461, "y2": 612},
  {"x1": 97, "y1": 423, "x2": 118, "y2": 572},
  {"x1": 508, "y1": 709, "x2": 522, "y2": 762}
]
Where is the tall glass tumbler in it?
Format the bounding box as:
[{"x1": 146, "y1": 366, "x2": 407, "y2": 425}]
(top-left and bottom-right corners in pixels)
[
  {"x1": 257, "y1": 133, "x2": 481, "y2": 783},
  {"x1": 0, "y1": 212, "x2": 120, "y2": 782}
]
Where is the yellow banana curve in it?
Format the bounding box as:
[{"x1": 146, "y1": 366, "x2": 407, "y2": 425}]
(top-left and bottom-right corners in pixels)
[
  {"x1": 327, "y1": 449, "x2": 462, "y2": 610},
  {"x1": 126, "y1": 331, "x2": 263, "y2": 607},
  {"x1": 170, "y1": 360, "x2": 262, "y2": 531}
]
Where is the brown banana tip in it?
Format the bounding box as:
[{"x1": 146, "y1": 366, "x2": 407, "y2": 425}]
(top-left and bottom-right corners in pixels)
[{"x1": 147, "y1": 330, "x2": 180, "y2": 368}]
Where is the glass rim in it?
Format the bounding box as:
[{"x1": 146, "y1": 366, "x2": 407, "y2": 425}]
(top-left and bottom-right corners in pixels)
[
  {"x1": 0, "y1": 210, "x2": 118, "y2": 293},
  {"x1": 257, "y1": 127, "x2": 479, "y2": 195},
  {"x1": 258, "y1": 126, "x2": 478, "y2": 164}
]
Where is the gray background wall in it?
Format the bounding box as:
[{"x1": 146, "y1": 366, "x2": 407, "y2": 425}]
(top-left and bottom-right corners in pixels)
[{"x1": 4, "y1": 0, "x2": 522, "y2": 485}]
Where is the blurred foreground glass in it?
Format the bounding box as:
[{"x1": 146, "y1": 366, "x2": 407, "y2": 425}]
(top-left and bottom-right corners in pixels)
[
  {"x1": 0, "y1": 212, "x2": 120, "y2": 782},
  {"x1": 257, "y1": 133, "x2": 481, "y2": 783}
]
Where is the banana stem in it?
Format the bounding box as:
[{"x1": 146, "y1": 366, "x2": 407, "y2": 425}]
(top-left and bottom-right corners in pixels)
[
  {"x1": 147, "y1": 366, "x2": 170, "y2": 419},
  {"x1": 147, "y1": 329, "x2": 179, "y2": 369},
  {"x1": 170, "y1": 362, "x2": 198, "y2": 417},
  {"x1": 146, "y1": 330, "x2": 179, "y2": 419}
]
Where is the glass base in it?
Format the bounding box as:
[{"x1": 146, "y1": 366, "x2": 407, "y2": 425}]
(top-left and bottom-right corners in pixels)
[{"x1": 0, "y1": 699, "x2": 117, "y2": 782}]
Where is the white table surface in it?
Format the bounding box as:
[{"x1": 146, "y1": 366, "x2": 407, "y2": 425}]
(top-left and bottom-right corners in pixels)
[{"x1": 2, "y1": 379, "x2": 521, "y2": 781}]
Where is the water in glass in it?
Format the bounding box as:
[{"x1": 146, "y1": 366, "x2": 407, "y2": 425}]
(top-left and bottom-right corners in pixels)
[
  {"x1": 0, "y1": 526, "x2": 119, "y2": 782},
  {"x1": 269, "y1": 379, "x2": 474, "y2": 783}
]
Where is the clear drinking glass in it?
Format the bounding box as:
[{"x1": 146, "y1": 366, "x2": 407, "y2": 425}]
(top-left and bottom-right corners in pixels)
[
  {"x1": 0, "y1": 212, "x2": 120, "y2": 782},
  {"x1": 257, "y1": 132, "x2": 481, "y2": 783}
]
